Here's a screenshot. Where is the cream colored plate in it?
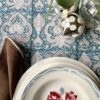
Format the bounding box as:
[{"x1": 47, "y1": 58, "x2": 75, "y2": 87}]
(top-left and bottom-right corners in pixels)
[
  {"x1": 18, "y1": 57, "x2": 100, "y2": 86},
  {"x1": 13, "y1": 57, "x2": 100, "y2": 100}
]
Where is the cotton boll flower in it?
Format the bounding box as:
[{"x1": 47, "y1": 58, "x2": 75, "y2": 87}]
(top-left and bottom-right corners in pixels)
[
  {"x1": 60, "y1": 9, "x2": 68, "y2": 19},
  {"x1": 60, "y1": 13, "x2": 85, "y2": 38}
]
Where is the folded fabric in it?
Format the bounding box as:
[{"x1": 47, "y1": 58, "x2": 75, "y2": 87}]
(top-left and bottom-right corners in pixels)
[{"x1": 0, "y1": 37, "x2": 27, "y2": 100}]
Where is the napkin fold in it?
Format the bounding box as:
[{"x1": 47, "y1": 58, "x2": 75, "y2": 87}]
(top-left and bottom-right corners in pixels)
[{"x1": 0, "y1": 37, "x2": 27, "y2": 100}]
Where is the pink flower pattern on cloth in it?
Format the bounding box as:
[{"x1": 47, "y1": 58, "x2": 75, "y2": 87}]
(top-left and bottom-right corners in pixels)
[{"x1": 47, "y1": 91, "x2": 77, "y2": 100}]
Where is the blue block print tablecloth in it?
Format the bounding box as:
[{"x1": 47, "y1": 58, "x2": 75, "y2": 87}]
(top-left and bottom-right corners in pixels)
[{"x1": 0, "y1": 0, "x2": 100, "y2": 77}]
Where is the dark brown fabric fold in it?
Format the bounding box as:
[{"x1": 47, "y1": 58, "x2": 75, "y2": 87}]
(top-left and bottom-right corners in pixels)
[{"x1": 0, "y1": 37, "x2": 27, "y2": 100}]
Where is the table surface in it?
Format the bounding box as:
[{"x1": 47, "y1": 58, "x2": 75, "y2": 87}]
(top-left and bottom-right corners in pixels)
[{"x1": 0, "y1": 0, "x2": 99, "y2": 77}]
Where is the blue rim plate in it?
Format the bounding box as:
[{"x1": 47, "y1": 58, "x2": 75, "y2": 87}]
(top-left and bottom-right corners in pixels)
[{"x1": 13, "y1": 57, "x2": 100, "y2": 100}]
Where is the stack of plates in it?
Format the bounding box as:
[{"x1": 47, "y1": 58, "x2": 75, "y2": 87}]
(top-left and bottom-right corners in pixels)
[{"x1": 13, "y1": 57, "x2": 100, "y2": 100}]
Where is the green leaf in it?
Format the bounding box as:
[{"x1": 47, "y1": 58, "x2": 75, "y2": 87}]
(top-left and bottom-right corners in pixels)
[
  {"x1": 95, "y1": 0, "x2": 100, "y2": 16},
  {"x1": 44, "y1": 0, "x2": 79, "y2": 21},
  {"x1": 96, "y1": 4, "x2": 100, "y2": 16},
  {"x1": 43, "y1": 0, "x2": 53, "y2": 22},
  {"x1": 57, "y1": 0, "x2": 78, "y2": 9}
]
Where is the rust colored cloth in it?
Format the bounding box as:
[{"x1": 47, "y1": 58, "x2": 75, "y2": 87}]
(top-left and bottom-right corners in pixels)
[{"x1": 0, "y1": 37, "x2": 27, "y2": 100}]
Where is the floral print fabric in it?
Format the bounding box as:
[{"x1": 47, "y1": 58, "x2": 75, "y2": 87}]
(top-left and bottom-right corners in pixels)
[{"x1": 0, "y1": 0, "x2": 99, "y2": 77}]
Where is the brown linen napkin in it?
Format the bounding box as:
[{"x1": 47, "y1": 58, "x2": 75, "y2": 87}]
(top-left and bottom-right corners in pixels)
[{"x1": 0, "y1": 37, "x2": 27, "y2": 100}]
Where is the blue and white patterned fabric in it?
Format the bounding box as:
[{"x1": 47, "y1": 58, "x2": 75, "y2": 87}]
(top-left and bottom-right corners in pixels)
[{"x1": 0, "y1": 0, "x2": 100, "y2": 77}]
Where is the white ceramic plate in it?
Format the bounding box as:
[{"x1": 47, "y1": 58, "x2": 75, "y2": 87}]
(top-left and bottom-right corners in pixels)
[
  {"x1": 13, "y1": 57, "x2": 100, "y2": 100},
  {"x1": 19, "y1": 57, "x2": 100, "y2": 87}
]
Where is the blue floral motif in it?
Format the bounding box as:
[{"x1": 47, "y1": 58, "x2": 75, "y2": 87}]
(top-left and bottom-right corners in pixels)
[
  {"x1": 76, "y1": 30, "x2": 100, "y2": 76},
  {"x1": 0, "y1": 0, "x2": 32, "y2": 65},
  {"x1": 0, "y1": 0, "x2": 99, "y2": 77}
]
